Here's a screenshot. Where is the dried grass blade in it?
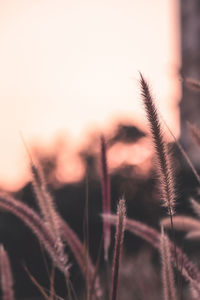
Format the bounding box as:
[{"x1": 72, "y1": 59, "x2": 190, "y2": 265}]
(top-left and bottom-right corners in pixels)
[
  {"x1": 186, "y1": 231, "x2": 200, "y2": 240},
  {"x1": 0, "y1": 245, "x2": 14, "y2": 300},
  {"x1": 161, "y1": 216, "x2": 200, "y2": 232},
  {"x1": 23, "y1": 265, "x2": 49, "y2": 300},
  {"x1": 0, "y1": 192, "x2": 69, "y2": 276},
  {"x1": 24, "y1": 264, "x2": 65, "y2": 300}
]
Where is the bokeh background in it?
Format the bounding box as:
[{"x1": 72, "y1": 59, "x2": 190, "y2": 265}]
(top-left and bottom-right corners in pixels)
[{"x1": 0, "y1": 0, "x2": 180, "y2": 191}]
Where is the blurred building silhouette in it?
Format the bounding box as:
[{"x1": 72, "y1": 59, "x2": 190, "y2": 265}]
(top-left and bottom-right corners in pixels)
[{"x1": 180, "y1": 1, "x2": 200, "y2": 166}]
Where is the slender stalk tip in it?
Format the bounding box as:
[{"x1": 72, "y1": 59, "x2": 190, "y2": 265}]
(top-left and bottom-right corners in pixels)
[{"x1": 110, "y1": 198, "x2": 126, "y2": 300}]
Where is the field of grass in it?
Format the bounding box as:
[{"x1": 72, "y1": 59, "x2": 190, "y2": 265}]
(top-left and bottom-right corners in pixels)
[{"x1": 0, "y1": 73, "x2": 200, "y2": 300}]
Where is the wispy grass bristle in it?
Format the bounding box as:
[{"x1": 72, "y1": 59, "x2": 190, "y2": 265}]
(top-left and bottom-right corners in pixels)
[
  {"x1": 110, "y1": 199, "x2": 126, "y2": 300},
  {"x1": 0, "y1": 245, "x2": 14, "y2": 300}
]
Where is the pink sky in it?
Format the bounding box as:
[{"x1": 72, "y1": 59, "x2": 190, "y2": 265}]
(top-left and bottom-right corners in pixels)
[{"x1": 0, "y1": 0, "x2": 181, "y2": 190}]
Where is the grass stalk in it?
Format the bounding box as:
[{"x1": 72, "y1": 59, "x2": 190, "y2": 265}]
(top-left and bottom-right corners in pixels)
[
  {"x1": 100, "y1": 135, "x2": 111, "y2": 262},
  {"x1": 103, "y1": 214, "x2": 200, "y2": 294},
  {"x1": 160, "y1": 227, "x2": 177, "y2": 300},
  {"x1": 110, "y1": 199, "x2": 126, "y2": 300}
]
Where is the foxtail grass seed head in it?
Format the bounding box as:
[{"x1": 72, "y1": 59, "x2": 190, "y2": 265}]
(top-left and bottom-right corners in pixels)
[
  {"x1": 139, "y1": 72, "x2": 175, "y2": 215},
  {"x1": 0, "y1": 192, "x2": 69, "y2": 276},
  {"x1": 30, "y1": 162, "x2": 66, "y2": 270},
  {"x1": 31, "y1": 162, "x2": 61, "y2": 236}
]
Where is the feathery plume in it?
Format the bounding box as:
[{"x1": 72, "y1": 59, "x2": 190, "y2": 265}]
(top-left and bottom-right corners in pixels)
[
  {"x1": 0, "y1": 192, "x2": 69, "y2": 276},
  {"x1": 187, "y1": 122, "x2": 200, "y2": 148},
  {"x1": 139, "y1": 73, "x2": 175, "y2": 215},
  {"x1": 31, "y1": 163, "x2": 64, "y2": 254},
  {"x1": 0, "y1": 245, "x2": 14, "y2": 300},
  {"x1": 161, "y1": 216, "x2": 200, "y2": 232},
  {"x1": 20, "y1": 135, "x2": 66, "y2": 268},
  {"x1": 110, "y1": 199, "x2": 126, "y2": 300},
  {"x1": 185, "y1": 78, "x2": 200, "y2": 92},
  {"x1": 103, "y1": 214, "x2": 200, "y2": 294},
  {"x1": 100, "y1": 135, "x2": 111, "y2": 261},
  {"x1": 160, "y1": 227, "x2": 177, "y2": 300},
  {"x1": 59, "y1": 217, "x2": 102, "y2": 298}
]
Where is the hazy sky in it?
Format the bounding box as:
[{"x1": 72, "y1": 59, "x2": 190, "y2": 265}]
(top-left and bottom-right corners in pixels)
[{"x1": 0, "y1": 0, "x2": 180, "y2": 190}]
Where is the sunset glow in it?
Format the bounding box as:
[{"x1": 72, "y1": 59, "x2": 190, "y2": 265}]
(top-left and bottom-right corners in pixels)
[{"x1": 0, "y1": 0, "x2": 180, "y2": 190}]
